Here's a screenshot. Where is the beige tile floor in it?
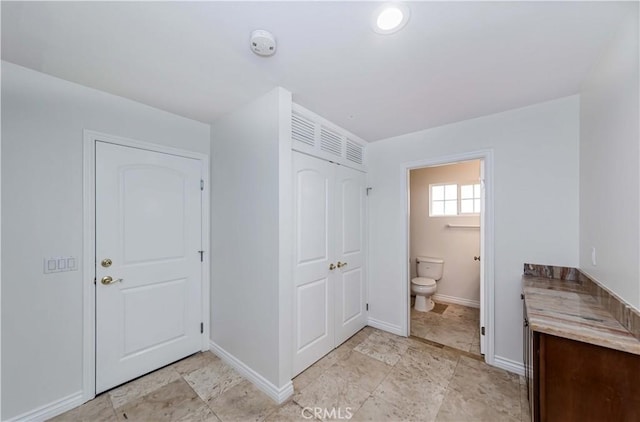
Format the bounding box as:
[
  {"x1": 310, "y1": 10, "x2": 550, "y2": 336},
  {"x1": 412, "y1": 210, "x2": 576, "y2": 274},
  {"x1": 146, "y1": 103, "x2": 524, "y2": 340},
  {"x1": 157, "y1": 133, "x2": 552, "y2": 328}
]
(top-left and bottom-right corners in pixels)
[
  {"x1": 410, "y1": 300, "x2": 482, "y2": 356},
  {"x1": 51, "y1": 327, "x2": 530, "y2": 422}
]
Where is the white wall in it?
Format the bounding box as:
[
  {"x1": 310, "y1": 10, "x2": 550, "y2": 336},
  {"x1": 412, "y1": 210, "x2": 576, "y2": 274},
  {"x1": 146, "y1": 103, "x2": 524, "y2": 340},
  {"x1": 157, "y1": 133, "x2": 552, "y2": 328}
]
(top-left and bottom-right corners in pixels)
[
  {"x1": 0, "y1": 7, "x2": 3, "y2": 417},
  {"x1": 579, "y1": 10, "x2": 640, "y2": 309},
  {"x1": 368, "y1": 96, "x2": 580, "y2": 364},
  {"x1": 210, "y1": 87, "x2": 293, "y2": 390},
  {"x1": 410, "y1": 161, "x2": 481, "y2": 305},
  {"x1": 1, "y1": 62, "x2": 210, "y2": 420},
  {"x1": 0, "y1": 7, "x2": 3, "y2": 416}
]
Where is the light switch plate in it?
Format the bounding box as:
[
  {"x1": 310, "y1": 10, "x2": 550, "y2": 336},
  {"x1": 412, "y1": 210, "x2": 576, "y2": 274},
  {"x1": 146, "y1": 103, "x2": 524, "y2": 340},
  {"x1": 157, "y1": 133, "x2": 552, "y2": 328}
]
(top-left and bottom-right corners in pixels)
[
  {"x1": 47, "y1": 259, "x2": 57, "y2": 271},
  {"x1": 44, "y1": 256, "x2": 78, "y2": 274}
]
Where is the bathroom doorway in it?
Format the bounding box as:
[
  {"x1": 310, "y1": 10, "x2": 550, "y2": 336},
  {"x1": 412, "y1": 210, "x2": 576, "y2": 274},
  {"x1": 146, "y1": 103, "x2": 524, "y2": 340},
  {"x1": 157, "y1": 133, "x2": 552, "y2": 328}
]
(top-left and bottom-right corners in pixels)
[
  {"x1": 401, "y1": 151, "x2": 494, "y2": 362},
  {"x1": 409, "y1": 159, "x2": 481, "y2": 355}
]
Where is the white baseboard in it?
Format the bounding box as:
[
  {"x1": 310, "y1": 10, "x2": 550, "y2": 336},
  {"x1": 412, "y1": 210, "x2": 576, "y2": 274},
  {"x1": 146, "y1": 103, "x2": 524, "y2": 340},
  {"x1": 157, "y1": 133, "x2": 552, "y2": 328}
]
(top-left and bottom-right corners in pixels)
[
  {"x1": 209, "y1": 341, "x2": 293, "y2": 404},
  {"x1": 493, "y1": 355, "x2": 525, "y2": 376},
  {"x1": 6, "y1": 391, "x2": 84, "y2": 422},
  {"x1": 367, "y1": 318, "x2": 403, "y2": 336},
  {"x1": 433, "y1": 293, "x2": 480, "y2": 308}
]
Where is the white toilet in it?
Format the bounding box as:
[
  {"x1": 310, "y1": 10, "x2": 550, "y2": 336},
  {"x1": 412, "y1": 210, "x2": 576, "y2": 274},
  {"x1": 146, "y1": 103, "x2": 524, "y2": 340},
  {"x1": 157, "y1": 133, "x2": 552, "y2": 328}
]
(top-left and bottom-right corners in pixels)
[{"x1": 411, "y1": 256, "x2": 444, "y2": 312}]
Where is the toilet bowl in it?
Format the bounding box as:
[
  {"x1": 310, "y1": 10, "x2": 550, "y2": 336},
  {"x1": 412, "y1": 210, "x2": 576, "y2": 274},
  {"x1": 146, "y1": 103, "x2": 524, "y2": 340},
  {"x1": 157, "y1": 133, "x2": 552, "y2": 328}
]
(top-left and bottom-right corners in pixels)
[
  {"x1": 411, "y1": 278, "x2": 437, "y2": 312},
  {"x1": 410, "y1": 256, "x2": 444, "y2": 312}
]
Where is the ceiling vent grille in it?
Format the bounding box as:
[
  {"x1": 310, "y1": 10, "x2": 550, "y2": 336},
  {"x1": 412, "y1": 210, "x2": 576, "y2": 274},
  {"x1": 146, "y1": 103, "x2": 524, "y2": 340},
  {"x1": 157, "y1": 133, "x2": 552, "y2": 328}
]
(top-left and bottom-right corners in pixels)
[
  {"x1": 320, "y1": 127, "x2": 342, "y2": 156},
  {"x1": 291, "y1": 113, "x2": 315, "y2": 147},
  {"x1": 346, "y1": 140, "x2": 364, "y2": 165}
]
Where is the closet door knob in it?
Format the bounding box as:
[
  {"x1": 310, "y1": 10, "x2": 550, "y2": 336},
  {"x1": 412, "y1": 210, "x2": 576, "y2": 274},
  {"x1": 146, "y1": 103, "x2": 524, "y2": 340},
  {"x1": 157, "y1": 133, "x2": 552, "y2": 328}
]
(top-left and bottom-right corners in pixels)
[
  {"x1": 329, "y1": 263, "x2": 336, "y2": 270},
  {"x1": 337, "y1": 261, "x2": 347, "y2": 268}
]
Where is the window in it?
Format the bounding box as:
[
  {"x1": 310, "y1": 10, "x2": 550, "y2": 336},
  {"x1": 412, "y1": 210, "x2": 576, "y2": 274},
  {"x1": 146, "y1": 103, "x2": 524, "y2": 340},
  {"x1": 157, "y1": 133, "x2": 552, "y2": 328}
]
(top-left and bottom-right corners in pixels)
[
  {"x1": 430, "y1": 183, "x2": 481, "y2": 216},
  {"x1": 430, "y1": 184, "x2": 458, "y2": 216},
  {"x1": 460, "y1": 183, "x2": 481, "y2": 214}
]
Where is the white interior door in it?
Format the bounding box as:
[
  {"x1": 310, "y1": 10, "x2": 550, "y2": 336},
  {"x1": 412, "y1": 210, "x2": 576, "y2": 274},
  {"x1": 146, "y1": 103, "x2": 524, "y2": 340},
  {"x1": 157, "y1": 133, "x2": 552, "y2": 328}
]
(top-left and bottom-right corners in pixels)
[
  {"x1": 96, "y1": 141, "x2": 203, "y2": 393},
  {"x1": 292, "y1": 152, "x2": 335, "y2": 376},
  {"x1": 334, "y1": 165, "x2": 367, "y2": 345},
  {"x1": 479, "y1": 159, "x2": 486, "y2": 355}
]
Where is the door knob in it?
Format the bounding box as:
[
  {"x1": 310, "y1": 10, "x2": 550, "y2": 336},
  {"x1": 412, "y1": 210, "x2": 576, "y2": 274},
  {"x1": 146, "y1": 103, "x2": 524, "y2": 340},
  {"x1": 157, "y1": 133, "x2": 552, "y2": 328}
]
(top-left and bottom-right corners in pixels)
[
  {"x1": 101, "y1": 276, "x2": 123, "y2": 285},
  {"x1": 474, "y1": 256, "x2": 481, "y2": 261},
  {"x1": 329, "y1": 263, "x2": 336, "y2": 270},
  {"x1": 337, "y1": 261, "x2": 348, "y2": 268},
  {"x1": 101, "y1": 258, "x2": 112, "y2": 268}
]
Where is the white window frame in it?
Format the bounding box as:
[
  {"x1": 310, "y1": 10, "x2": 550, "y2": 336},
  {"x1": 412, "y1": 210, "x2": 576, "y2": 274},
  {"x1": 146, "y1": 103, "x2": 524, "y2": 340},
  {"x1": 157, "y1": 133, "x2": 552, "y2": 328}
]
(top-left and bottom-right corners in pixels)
[
  {"x1": 459, "y1": 182, "x2": 481, "y2": 215},
  {"x1": 429, "y1": 183, "x2": 458, "y2": 216},
  {"x1": 429, "y1": 181, "x2": 481, "y2": 217}
]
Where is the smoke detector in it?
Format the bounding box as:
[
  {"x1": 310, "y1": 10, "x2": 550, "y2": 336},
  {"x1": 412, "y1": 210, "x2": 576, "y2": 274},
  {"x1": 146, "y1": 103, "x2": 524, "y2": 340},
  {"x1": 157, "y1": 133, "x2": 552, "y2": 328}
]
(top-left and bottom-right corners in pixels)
[{"x1": 250, "y1": 30, "x2": 277, "y2": 57}]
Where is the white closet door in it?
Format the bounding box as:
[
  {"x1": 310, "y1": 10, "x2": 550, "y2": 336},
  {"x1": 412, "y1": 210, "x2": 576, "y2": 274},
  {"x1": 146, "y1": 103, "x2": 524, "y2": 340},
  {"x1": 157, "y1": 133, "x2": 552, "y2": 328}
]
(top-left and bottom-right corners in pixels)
[
  {"x1": 292, "y1": 152, "x2": 335, "y2": 376},
  {"x1": 334, "y1": 165, "x2": 368, "y2": 345},
  {"x1": 95, "y1": 141, "x2": 203, "y2": 393}
]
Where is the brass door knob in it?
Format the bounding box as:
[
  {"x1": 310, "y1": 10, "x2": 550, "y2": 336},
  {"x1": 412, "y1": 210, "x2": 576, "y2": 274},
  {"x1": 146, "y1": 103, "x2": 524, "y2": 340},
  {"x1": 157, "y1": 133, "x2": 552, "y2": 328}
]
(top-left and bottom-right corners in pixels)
[
  {"x1": 337, "y1": 261, "x2": 348, "y2": 268},
  {"x1": 329, "y1": 263, "x2": 336, "y2": 270},
  {"x1": 101, "y1": 258, "x2": 112, "y2": 268}
]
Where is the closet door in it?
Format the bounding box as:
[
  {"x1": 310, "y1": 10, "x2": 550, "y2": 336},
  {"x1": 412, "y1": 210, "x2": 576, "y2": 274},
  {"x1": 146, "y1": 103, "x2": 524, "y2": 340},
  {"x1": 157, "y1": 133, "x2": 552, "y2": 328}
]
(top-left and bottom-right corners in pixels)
[
  {"x1": 292, "y1": 152, "x2": 336, "y2": 376},
  {"x1": 334, "y1": 165, "x2": 368, "y2": 345}
]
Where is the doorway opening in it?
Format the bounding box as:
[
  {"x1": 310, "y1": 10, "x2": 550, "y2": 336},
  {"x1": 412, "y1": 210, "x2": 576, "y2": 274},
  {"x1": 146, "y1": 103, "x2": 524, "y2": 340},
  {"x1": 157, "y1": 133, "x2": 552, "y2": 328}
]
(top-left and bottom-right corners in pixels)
[
  {"x1": 409, "y1": 160, "x2": 482, "y2": 356},
  {"x1": 401, "y1": 150, "x2": 494, "y2": 364}
]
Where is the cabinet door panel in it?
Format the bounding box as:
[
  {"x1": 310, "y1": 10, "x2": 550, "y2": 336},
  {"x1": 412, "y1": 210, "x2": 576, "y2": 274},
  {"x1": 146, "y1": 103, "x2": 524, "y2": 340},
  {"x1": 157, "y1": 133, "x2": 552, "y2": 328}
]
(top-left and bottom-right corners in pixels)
[{"x1": 541, "y1": 334, "x2": 640, "y2": 422}]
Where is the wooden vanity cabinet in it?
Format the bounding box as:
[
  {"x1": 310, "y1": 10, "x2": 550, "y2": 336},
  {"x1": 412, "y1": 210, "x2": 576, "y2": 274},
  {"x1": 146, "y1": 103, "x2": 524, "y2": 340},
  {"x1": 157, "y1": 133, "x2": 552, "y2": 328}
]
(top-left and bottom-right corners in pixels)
[
  {"x1": 523, "y1": 297, "x2": 640, "y2": 422},
  {"x1": 522, "y1": 294, "x2": 539, "y2": 421}
]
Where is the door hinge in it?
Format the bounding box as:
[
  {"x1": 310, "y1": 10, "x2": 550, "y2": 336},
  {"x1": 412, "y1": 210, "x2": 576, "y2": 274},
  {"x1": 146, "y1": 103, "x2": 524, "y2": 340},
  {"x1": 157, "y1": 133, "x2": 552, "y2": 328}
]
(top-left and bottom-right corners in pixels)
[
  {"x1": 366, "y1": 187, "x2": 372, "y2": 196},
  {"x1": 200, "y1": 179, "x2": 204, "y2": 191},
  {"x1": 198, "y1": 250, "x2": 204, "y2": 262},
  {"x1": 366, "y1": 303, "x2": 369, "y2": 311},
  {"x1": 481, "y1": 326, "x2": 485, "y2": 336},
  {"x1": 200, "y1": 322, "x2": 204, "y2": 334}
]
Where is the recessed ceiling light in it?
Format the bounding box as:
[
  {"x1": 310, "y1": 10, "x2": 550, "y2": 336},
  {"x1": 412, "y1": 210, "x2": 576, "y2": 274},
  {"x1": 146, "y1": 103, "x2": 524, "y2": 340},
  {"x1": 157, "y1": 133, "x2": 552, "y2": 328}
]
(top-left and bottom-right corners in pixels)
[{"x1": 373, "y1": 3, "x2": 410, "y2": 34}]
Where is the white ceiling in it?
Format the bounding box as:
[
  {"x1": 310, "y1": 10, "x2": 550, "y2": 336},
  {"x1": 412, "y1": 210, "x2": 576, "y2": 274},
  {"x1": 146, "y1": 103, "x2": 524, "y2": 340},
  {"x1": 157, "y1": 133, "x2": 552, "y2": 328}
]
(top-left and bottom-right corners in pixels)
[{"x1": 1, "y1": 1, "x2": 634, "y2": 141}]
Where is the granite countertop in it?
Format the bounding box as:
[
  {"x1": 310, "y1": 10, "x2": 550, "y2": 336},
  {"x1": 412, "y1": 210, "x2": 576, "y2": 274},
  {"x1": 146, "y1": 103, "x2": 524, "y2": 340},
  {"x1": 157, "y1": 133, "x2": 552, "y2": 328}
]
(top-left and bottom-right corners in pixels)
[{"x1": 522, "y1": 276, "x2": 640, "y2": 355}]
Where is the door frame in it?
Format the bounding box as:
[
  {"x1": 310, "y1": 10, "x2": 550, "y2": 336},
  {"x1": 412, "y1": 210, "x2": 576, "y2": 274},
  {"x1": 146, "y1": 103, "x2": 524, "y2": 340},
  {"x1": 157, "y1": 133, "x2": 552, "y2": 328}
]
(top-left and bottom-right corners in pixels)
[
  {"x1": 401, "y1": 149, "x2": 495, "y2": 365},
  {"x1": 81, "y1": 130, "x2": 210, "y2": 401}
]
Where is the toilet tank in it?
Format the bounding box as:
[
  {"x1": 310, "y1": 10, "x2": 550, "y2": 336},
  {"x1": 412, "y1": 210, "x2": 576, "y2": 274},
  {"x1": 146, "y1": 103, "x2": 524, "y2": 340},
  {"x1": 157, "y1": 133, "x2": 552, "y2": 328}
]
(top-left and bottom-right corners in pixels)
[{"x1": 416, "y1": 256, "x2": 444, "y2": 280}]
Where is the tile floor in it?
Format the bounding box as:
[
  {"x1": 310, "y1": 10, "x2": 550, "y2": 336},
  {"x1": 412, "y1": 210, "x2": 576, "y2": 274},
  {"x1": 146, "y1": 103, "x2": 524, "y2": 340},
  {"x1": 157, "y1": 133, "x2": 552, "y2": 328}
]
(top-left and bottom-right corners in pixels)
[
  {"x1": 410, "y1": 299, "x2": 482, "y2": 356},
  {"x1": 51, "y1": 327, "x2": 530, "y2": 422}
]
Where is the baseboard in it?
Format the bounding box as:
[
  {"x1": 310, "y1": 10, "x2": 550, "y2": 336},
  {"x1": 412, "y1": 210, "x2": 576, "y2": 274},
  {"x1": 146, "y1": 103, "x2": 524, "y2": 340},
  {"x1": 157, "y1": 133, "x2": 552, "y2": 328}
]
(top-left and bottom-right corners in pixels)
[
  {"x1": 433, "y1": 293, "x2": 480, "y2": 308},
  {"x1": 209, "y1": 340, "x2": 293, "y2": 404},
  {"x1": 367, "y1": 318, "x2": 403, "y2": 336},
  {"x1": 493, "y1": 355, "x2": 525, "y2": 376},
  {"x1": 5, "y1": 391, "x2": 84, "y2": 422}
]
